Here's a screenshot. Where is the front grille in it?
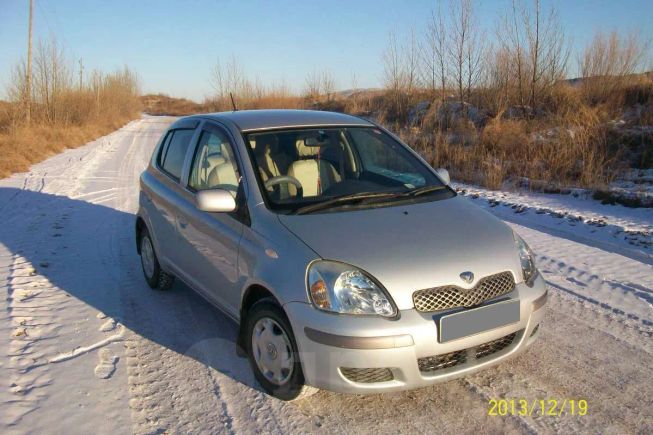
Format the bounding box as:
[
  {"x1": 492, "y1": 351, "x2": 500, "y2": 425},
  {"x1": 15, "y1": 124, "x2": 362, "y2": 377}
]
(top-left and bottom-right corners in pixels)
[
  {"x1": 418, "y1": 350, "x2": 467, "y2": 372},
  {"x1": 340, "y1": 367, "x2": 394, "y2": 383},
  {"x1": 413, "y1": 271, "x2": 516, "y2": 312},
  {"x1": 475, "y1": 332, "x2": 518, "y2": 359},
  {"x1": 418, "y1": 330, "x2": 520, "y2": 373}
]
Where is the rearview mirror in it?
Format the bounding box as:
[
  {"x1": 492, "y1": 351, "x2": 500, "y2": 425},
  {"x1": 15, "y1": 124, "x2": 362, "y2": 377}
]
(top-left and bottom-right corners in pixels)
[
  {"x1": 435, "y1": 168, "x2": 450, "y2": 185},
  {"x1": 196, "y1": 189, "x2": 236, "y2": 213}
]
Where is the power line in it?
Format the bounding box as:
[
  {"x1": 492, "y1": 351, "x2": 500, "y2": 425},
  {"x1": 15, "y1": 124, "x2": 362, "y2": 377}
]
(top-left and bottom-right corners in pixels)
[{"x1": 26, "y1": 0, "x2": 33, "y2": 125}]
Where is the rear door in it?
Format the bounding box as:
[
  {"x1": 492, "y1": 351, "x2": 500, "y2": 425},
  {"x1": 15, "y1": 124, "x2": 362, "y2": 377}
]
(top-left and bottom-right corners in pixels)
[
  {"x1": 174, "y1": 123, "x2": 245, "y2": 316},
  {"x1": 147, "y1": 126, "x2": 198, "y2": 270}
]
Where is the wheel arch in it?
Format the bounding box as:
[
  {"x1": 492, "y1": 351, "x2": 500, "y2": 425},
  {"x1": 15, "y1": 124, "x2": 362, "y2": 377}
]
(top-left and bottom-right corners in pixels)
[{"x1": 237, "y1": 283, "x2": 284, "y2": 356}]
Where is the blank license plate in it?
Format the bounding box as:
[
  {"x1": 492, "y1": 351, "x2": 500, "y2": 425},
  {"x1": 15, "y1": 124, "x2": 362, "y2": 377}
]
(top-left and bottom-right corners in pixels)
[{"x1": 438, "y1": 299, "x2": 520, "y2": 343}]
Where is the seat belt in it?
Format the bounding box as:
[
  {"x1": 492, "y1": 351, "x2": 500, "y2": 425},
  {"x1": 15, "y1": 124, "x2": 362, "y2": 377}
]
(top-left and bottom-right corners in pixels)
[{"x1": 316, "y1": 146, "x2": 322, "y2": 195}]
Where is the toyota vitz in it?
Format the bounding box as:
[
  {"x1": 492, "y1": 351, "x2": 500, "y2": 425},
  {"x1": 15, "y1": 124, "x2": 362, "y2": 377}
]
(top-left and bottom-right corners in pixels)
[{"x1": 136, "y1": 110, "x2": 547, "y2": 400}]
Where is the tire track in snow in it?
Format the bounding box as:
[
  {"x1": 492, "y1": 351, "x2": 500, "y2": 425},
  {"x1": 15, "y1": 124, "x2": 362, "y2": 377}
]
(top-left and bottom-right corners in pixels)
[
  {"x1": 464, "y1": 288, "x2": 653, "y2": 434},
  {"x1": 105, "y1": 118, "x2": 241, "y2": 433},
  {"x1": 3, "y1": 116, "x2": 651, "y2": 433}
]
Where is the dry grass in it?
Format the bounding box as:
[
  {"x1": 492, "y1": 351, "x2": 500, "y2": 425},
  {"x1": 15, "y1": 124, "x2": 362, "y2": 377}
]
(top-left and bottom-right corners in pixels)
[
  {"x1": 402, "y1": 101, "x2": 621, "y2": 191},
  {"x1": 0, "y1": 115, "x2": 134, "y2": 178},
  {"x1": 141, "y1": 93, "x2": 305, "y2": 116},
  {"x1": 1, "y1": 40, "x2": 141, "y2": 179}
]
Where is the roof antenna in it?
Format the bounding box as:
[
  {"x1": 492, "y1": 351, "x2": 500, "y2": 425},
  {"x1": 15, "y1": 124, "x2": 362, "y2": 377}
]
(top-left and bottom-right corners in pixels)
[{"x1": 229, "y1": 92, "x2": 238, "y2": 111}]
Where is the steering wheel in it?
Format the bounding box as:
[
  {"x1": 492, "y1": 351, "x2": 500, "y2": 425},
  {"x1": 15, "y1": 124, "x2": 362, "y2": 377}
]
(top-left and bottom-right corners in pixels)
[{"x1": 264, "y1": 175, "x2": 303, "y2": 198}]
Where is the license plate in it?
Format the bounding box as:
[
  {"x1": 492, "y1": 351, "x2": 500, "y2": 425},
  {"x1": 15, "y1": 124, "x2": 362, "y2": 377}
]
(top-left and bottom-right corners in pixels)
[{"x1": 438, "y1": 299, "x2": 520, "y2": 343}]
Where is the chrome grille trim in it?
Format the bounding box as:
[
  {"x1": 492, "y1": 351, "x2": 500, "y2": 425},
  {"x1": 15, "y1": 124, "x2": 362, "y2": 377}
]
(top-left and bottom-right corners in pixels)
[
  {"x1": 413, "y1": 271, "x2": 516, "y2": 312},
  {"x1": 340, "y1": 367, "x2": 394, "y2": 383},
  {"x1": 418, "y1": 330, "x2": 521, "y2": 373}
]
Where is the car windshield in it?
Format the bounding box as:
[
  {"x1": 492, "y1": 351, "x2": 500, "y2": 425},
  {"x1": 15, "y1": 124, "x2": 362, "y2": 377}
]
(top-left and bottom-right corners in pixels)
[{"x1": 245, "y1": 126, "x2": 454, "y2": 214}]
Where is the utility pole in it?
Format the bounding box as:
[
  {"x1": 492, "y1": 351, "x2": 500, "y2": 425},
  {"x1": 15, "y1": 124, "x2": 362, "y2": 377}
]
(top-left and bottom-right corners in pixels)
[
  {"x1": 79, "y1": 57, "x2": 84, "y2": 90},
  {"x1": 26, "y1": 0, "x2": 33, "y2": 125}
]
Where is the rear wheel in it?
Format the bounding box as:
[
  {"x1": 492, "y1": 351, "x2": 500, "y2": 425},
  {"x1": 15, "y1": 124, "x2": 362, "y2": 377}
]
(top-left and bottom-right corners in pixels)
[
  {"x1": 245, "y1": 299, "x2": 317, "y2": 401},
  {"x1": 139, "y1": 227, "x2": 174, "y2": 290}
]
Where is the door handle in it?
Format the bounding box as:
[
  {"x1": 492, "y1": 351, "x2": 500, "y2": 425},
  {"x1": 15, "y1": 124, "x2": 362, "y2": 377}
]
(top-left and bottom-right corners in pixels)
[{"x1": 179, "y1": 221, "x2": 188, "y2": 229}]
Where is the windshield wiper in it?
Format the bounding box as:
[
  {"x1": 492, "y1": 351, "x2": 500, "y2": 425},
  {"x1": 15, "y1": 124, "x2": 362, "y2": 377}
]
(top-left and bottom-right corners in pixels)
[
  {"x1": 295, "y1": 191, "x2": 399, "y2": 215},
  {"x1": 294, "y1": 186, "x2": 448, "y2": 215},
  {"x1": 398, "y1": 185, "x2": 447, "y2": 197}
]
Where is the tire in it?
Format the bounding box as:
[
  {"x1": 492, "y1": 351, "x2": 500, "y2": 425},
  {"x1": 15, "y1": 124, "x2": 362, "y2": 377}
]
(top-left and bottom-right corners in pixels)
[
  {"x1": 139, "y1": 227, "x2": 175, "y2": 291},
  {"x1": 245, "y1": 299, "x2": 318, "y2": 401}
]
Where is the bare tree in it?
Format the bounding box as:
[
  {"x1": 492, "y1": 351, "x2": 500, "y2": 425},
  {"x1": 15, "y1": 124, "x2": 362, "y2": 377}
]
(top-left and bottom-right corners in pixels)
[
  {"x1": 321, "y1": 69, "x2": 337, "y2": 100},
  {"x1": 497, "y1": 0, "x2": 527, "y2": 106},
  {"x1": 303, "y1": 69, "x2": 337, "y2": 101},
  {"x1": 421, "y1": 5, "x2": 448, "y2": 101},
  {"x1": 350, "y1": 70, "x2": 359, "y2": 91},
  {"x1": 304, "y1": 70, "x2": 322, "y2": 100},
  {"x1": 524, "y1": 0, "x2": 569, "y2": 107},
  {"x1": 33, "y1": 38, "x2": 72, "y2": 123},
  {"x1": 448, "y1": 0, "x2": 485, "y2": 112},
  {"x1": 496, "y1": 0, "x2": 568, "y2": 110},
  {"x1": 487, "y1": 46, "x2": 513, "y2": 111},
  {"x1": 382, "y1": 32, "x2": 405, "y2": 93},
  {"x1": 404, "y1": 29, "x2": 421, "y2": 96},
  {"x1": 211, "y1": 55, "x2": 250, "y2": 103},
  {"x1": 579, "y1": 30, "x2": 650, "y2": 101},
  {"x1": 381, "y1": 31, "x2": 411, "y2": 118}
]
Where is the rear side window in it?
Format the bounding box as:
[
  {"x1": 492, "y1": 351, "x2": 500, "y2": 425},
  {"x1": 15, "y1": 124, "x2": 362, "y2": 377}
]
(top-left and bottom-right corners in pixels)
[{"x1": 159, "y1": 129, "x2": 195, "y2": 180}]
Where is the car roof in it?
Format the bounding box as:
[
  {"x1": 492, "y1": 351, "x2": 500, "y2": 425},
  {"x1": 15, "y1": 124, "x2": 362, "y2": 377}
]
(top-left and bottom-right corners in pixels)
[{"x1": 186, "y1": 109, "x2": 374, "y2": 132}]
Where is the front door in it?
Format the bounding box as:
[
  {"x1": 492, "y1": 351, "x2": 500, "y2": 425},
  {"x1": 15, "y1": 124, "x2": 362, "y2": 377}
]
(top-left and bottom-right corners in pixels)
[{"x1": 175, "y1": 124, "x2": 244, "y2": 317}]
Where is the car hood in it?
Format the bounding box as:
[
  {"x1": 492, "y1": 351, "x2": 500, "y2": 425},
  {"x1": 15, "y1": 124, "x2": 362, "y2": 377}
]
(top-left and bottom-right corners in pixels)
[{"x1": 278, "y1": 196, "x2": 523, "y2": 310}]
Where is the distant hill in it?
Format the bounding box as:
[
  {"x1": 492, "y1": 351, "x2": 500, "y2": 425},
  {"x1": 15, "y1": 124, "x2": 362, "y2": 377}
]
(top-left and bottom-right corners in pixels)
[
  {"x1": 336, "y1": 88, "x2": 382, "y2": 98},
  {"x1": 140, "y1": 94, "x2": 210, "y2": 116},
  {"x1": 564, "y1": 71, "x2": 653, "y2": 87}
]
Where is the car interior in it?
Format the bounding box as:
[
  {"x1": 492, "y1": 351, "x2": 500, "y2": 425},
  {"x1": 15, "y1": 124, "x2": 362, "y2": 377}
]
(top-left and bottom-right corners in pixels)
[
  {"x1": 246, "y1": 127, "x2": 442, "y2": 209},
  {"x1": 189, "y1": 130, "x2": 240, "y2": 192},
  {"x1": 248, "y1": 129, "x2": 359, "y2": 201}
]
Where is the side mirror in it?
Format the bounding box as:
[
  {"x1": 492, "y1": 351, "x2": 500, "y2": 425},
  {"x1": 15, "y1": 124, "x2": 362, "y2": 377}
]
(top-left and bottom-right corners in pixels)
[
  {"x1": 196, "y1": 189, "x2": 236, "y2": 213},
  {"x1": 435, "y1": 168, "x2": 450, "y2": 185}
]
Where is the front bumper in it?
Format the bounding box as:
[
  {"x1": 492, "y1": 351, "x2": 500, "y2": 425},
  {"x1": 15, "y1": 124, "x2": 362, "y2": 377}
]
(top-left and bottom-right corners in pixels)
[{"x1": 284, "y1": 273, "x2": 547, "y2": 394}]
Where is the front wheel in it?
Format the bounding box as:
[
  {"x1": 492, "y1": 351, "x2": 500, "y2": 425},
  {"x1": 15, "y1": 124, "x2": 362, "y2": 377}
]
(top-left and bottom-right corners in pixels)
[
  {"x1": 245, "y1": 299, "x2": 317, "y2": 401},
  {"x1": 139, "y1": 227, "x2": 174, "y2": 290}
]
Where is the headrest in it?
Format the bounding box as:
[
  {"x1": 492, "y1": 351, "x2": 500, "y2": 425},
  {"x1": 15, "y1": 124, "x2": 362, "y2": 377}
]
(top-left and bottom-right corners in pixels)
[
  {"x1": 256, "y1": 134, "x2": 278, "y2": 151},
  {"x1": 295, "y1": 138, "x2": 320, "y2": 157},
  {"x1": 206, "y1": 154, "x2": 226, "y2": 167}
]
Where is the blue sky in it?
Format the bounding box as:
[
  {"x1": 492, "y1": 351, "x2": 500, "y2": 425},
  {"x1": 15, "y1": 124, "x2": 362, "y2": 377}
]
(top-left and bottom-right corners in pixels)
[{"x1": 1, "y1": 0, "x2": 651, "y2": 101}]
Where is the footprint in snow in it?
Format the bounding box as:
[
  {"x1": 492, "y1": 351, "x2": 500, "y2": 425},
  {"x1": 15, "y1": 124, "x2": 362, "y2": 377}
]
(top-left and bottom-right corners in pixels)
[
  {"x1": 99, "y1": 318, "x2": 117, "y2": 332},
  {"x1": 94, "y1": 348, "x2": 119, "y2": 379}
]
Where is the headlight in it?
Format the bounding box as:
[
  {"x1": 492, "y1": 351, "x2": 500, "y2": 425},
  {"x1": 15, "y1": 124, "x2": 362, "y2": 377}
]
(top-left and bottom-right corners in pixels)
[
  {"x1": 514, "y1": 232, "x2": 537, "y2": 285},
  {"x1": 307, "y1": 260, "x2": 397, "y2": 317}
]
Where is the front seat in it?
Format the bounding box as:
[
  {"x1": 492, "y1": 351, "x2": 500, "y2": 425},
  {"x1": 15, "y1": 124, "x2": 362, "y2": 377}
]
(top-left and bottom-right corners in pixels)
[
  {"x1": 253, "y1": 135, "x2": 289, "y2": 193},
  {"x1": 207, "y1": 144, "x2": 239, "y2": 190},
  {"x1": 287, "y1": 139, "x2": 341, "y2": 197}
]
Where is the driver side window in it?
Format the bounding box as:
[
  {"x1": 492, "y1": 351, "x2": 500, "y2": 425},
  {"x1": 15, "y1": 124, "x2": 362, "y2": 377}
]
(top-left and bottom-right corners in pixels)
[{"x1": 189, "y1": 129, "x2": 240, "y2": 192}]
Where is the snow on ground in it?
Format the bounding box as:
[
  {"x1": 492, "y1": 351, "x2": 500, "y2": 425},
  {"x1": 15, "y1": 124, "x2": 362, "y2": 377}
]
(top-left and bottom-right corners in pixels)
[
  {"x1": 453, "y1": 183, "x2": 653, "y2": 257},
  {"x1": 0, "y1": 116, "x2": 651, "y2": 434}
]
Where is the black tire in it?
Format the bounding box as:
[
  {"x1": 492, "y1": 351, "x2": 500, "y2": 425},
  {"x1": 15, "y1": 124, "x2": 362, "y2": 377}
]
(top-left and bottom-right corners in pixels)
[
  {"x1": 245, "y1": 299, "x2": 316, "y2": 401},
  {"x1": 139, "y1": 227, "x2": 175, "y2": 291}
]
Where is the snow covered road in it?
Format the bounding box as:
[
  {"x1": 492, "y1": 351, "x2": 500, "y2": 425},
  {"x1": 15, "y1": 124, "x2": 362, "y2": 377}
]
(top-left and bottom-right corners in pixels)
[{"x1": 1, "y1": 117, "x2": 651, "y2": 434}]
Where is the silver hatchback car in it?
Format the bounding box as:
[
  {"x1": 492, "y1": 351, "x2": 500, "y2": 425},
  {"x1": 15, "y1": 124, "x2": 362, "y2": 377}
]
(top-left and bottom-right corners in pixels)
[{"x1": 136, "y1": 110, "x2": 547, "y2": 400}]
